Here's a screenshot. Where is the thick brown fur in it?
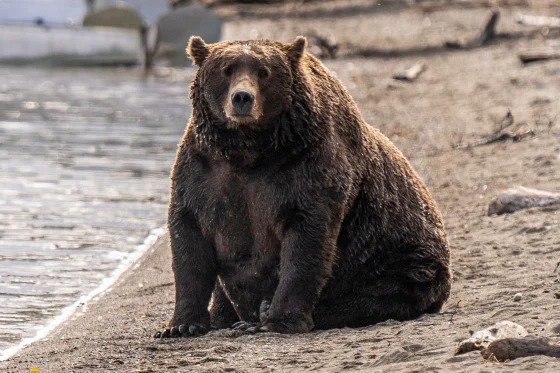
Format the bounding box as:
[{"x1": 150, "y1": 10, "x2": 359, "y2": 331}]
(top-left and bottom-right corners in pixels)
[{"x1": 156, "y1": 36, "x2": 452, "y2": 338}]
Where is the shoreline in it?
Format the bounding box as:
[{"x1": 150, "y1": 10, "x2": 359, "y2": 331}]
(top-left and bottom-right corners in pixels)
[
  {"x1": 0, "y1": 232, "x2": 177, "y2": 372},
  {"x1": 0, "y1": 64, "x2": 187, "y2": 362},
  {"x1": 0, "y1": 227, "x2": 166, "y2": 362}
]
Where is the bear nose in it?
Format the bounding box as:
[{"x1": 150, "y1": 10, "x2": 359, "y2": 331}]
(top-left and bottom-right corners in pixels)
[{"x1": 231, "y1": 89, "x2": 254, "y2": 116}]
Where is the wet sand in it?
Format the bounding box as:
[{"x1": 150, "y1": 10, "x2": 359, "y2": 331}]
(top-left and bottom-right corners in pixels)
[{"x1": 2, "y1": 1, "x2": 560, "y2": 371}]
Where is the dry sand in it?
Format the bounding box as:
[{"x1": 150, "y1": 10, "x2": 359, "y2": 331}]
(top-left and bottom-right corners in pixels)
[{"x1": 3, "y1": 1, "x2": 560, "y2": 371}]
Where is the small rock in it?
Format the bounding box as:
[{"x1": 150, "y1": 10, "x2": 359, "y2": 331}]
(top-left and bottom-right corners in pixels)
[{"x1": 513, "y1": 293, "x2": 522, "y2": 302}]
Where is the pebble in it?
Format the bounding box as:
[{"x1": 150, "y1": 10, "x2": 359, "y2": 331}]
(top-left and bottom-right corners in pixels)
[{"x1": 513, "y1": 293, "x2": 522, "y2": 302}]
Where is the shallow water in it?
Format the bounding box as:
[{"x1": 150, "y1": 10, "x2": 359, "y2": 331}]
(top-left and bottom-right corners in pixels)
[{"x1": 0, "y1": 66, "x2": 189, "y2": 353}]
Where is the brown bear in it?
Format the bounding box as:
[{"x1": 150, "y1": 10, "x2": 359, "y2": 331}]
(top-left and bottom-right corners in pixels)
[{"x1": 155, "y1": 36, "x2": 451, "y2": 338}]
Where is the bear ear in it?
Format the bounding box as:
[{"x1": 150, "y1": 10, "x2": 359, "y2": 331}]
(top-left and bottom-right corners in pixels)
[
  {"x1": 287, "y1": 36, "x2": 307, "y2": 64},
  {"x1": 187, "y1": 36, "x2": 210, "y2": 67}
]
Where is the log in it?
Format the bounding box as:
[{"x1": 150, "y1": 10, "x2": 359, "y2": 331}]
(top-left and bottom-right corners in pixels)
[
  {"x1": 454, "y1": 110, "x2": 535, "y2": 149},
  {"x1": 457, "y1": 321, "x2": 560, "y2": 362},
  {"x1": 474, "y1": 10, "x2": 500, "y2": 47},
  {"x1": 455, "y1": 321, "x2": 528, "y2": 355},
  {"x1": 488, "y1": 186, "x2": 560, "y2": 216},
  {"x1": 515, "y1": 13, "x2": 560, "y2": 28},
  {"x1": 393, "y1": 62, "x2": 426, "y2": 82},
  {"x1": 417, "y1": 0, "x2": 527, "y2": 12},
  {"x1": 308, "y1": 32, "x2": 339, "y2": 59},
  {"x1": 519, "y1": 47, "x2": 560, "y2": 64},
  {"x1": 482, "y1": 337, "x2": 560, "y2": 362},
  {"x1": 445, "y1": 10, "x2": 500, "y2": 49}
]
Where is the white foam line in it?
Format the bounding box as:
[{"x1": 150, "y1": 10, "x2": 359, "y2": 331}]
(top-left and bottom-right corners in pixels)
[{"x1": 0, "y1": 226, "x2": 166, "y2": 362}]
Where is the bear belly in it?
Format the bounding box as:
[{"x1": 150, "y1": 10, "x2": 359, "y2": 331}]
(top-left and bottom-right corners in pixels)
[
  {"x1": 202, "y1": 182, "x2": 282, "y2": 321},
  {"x1": 217, "y1": 251, "x2": 280, "y2": 321}
]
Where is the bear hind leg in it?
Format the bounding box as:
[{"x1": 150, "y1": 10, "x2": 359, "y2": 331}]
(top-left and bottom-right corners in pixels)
[
  {"x1": 313, "y1": 276, "x2": 450, "y2": 329},
  {"x1": 312, "y1": 294, "x2": 421, "y2": 329}
]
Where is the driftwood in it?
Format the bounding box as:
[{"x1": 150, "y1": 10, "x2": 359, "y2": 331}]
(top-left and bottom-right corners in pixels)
[
  {"x1": 308, "y1": 32, "x2": 339, "y2": 59},
  {"x1": 393, "y1": 62, "x2": 426, "y2": 82},
  {"x1": 455, "y1": 110, "x2": 535, "y2": 149},
  {"x1": 445, "y1": 10, "x2": 500, "y2": 49},
  {"x1": 515, "y1": 13, "x2": 560, "y2": 28},
  {"x1": 519, "y1": 47, "x2": 560, "y2": 64},
  {"x1": 456, "y1": 321, "x2": 560, "y2": 362},
  {"x1": 482, "y1": 337, "x2": 560, "y2": 362},
  {"x1": 455, "y1": 321, "x2": 528, "y2": 355},
  {"x1": 468, "y1": 127, "x2": 534, "y2": 146},
  {"x1": 417, "y1": 0, "x2": 527, "y2": 12},
  {"x1": 488, "y1": 186, "x2": 560, "y2": 215}
]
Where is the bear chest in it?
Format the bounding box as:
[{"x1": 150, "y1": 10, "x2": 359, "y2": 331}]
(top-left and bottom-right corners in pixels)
[{"x1": 185, "y1": 157, "x2": 283, "y2": 267}]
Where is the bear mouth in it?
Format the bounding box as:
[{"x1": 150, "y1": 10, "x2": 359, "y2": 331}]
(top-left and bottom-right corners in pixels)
[{"x1": 228, "y1": 113, "x2": 259, "y2": 126}]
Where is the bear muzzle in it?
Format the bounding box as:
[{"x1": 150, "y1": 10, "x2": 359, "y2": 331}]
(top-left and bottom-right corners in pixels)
[{"x1": 231, "y1": 89, "x2": 255, "y2": 116}]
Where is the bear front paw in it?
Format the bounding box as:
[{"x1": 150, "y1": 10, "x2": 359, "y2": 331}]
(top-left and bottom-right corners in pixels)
[{"x1": 154, "y1": 323, "x2": 208, "y2": 339}]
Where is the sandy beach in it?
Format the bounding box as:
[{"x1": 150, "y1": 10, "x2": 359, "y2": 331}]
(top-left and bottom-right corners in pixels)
[{"x1": 2, "y1": 1, "x2": 560, "y2": 371}]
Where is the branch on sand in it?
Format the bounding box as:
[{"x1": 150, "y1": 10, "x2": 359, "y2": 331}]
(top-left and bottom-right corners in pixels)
[
  {"x1": 519, "y1": 47, "x2": 560, "y2": 64},
  {"x1": 416, "y1": 0, "x2": 527, "y2": 12},
  {"x1": 393, "y1": 62, "x2": 426, "y2": 82},
  {"x1": 454, "y1": 110, "x2": 535, "y2": 149},
  {"x1": 445, "y1": 10, "x2": 500, "y2": 50}
]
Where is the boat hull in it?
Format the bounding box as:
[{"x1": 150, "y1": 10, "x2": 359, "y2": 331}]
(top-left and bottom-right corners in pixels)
[{"x1": 0, "y1": 25, "x2": 143, "y2": 66}]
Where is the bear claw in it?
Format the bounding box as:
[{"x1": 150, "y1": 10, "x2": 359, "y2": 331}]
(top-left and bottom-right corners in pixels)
[
  {"x1": 259, "y1": 300, "x2": 270, "y2": 323},
  {"x1": 231, "y1": 321, "x2": 270, "y2": 333},
  {"x1": 232, "y1": 321, "x2": 255, "y2": 331},
  {"x1": 154, "y1": 323, "x2": 208, "y2": 339}
]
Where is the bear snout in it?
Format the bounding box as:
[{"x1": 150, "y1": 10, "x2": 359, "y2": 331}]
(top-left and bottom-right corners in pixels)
[{"x1": 231, "y1": 89, "x2": 255, "y2": 116}]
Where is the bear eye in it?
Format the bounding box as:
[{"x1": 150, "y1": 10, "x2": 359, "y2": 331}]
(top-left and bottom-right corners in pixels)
[
  {"x1": 223, "y1": 65, "x2": 234, "y2": 77},
  {"x1": 258, "y1": 68, "x2": 270, "y2": 79}
]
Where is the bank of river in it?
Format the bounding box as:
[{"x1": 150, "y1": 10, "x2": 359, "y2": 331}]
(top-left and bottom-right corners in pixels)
[{"x1": 0, "y1": 66, "x2": 189, "y2": 358}]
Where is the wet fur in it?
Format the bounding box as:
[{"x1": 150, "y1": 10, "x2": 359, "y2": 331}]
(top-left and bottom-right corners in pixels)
[{"x1": 164, "y1": 37, "x2": 452, "y2": 335}]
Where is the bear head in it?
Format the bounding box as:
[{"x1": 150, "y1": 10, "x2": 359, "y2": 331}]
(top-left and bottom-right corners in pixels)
[{"x1": 187, "y1": 36, "x2": 308, "y2": 128}]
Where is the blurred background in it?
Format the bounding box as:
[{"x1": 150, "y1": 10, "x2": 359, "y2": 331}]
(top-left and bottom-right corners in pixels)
[{"x1": 1, "y1": 0, "x2": 559, "y2": 361}]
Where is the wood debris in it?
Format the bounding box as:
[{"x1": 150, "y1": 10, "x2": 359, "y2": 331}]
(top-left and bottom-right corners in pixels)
[
  {"x1": 308, "y1": 32, "x2": 339, "y2": 59},
  {"x1": 519, "y1": 47, "x2": 560, "y2": 64},
  {"x1": 455, "y1": 110, "x2": 535, "y2": 149},
  {"x1": 456, "y1": 321, "x2": 560, "y2": 362},
  {"x1": 445, "y1": 10, "x2": 500, "y2": 49},
  {"x1": 488, "y1": 186, "x2": 560, "y2": 215},
  {"x1": 515, "y1": 13, "x2": 560, "y2": 28},
  {"x1": 393, "y1": 62, "x2": 426, "y2": 82},
  {"x1": 482, "y1": 337, "x2": 560, "y2": 362},
  {"x1": 455, "y1": 321, "x2": 528, "y2": 355},
  {"x1": 416, "y1": 0, "x2": 527, "y2": 12}
]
